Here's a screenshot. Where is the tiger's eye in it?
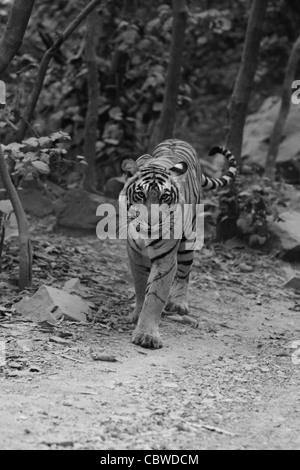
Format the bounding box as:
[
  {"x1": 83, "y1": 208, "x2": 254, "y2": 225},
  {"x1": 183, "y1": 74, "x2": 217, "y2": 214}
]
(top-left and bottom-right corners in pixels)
[
  {"x1": 132, "y1": 190, "x2": 145, "y2": 203},
  {"x1": 160, "y1": 193, "x2": 170, "y2": 203}
]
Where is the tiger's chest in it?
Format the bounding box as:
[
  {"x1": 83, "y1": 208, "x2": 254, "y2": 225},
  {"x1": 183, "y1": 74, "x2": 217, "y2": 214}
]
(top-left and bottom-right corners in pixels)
[{"x1": 133, "y1": 237, "x2": 147, "y2": 252}]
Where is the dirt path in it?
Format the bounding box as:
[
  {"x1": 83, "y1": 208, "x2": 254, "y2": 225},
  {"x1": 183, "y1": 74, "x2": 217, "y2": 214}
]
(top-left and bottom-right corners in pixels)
[{"x1": 0, "y1": 231, "x2": 300, "y2": 450}]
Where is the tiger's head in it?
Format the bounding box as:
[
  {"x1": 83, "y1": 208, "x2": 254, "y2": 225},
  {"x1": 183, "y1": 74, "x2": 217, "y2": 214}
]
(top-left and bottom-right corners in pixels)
[{"x1": 119, "y1": 155, "x2": 188, "y2": 240}]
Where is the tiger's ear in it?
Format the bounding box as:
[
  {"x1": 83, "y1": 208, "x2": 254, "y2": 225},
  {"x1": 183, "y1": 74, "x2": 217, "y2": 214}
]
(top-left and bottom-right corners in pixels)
[
  {"x1": 121, "y1": 159, "x2": 139, "y2": 179},
  {"x1": 169, "y1": 162, "x2": 188, "y2": 177},
  {"x1": 136, "y1": 153, "x2": 152, "y2": 166}
]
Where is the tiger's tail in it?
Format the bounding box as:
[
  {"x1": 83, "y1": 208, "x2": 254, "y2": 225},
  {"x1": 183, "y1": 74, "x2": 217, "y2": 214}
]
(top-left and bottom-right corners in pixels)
[{"x1": 201, "y1": 146, "x2": 237, "y2": 189}]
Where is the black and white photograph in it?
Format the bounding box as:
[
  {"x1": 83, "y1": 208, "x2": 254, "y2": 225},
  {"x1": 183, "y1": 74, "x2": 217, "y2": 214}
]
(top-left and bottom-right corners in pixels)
[{"x1": 0, "y1": 0, "x2": 300, "y2": 452}]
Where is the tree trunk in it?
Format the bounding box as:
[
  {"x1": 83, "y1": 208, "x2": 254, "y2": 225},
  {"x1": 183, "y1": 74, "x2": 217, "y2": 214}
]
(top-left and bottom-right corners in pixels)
[
  {"x1": 82, "y1": 11, "x2": 100, "y2": 192},
  {"x1": 150, "y1": 0, "x2": 188, "y2": 149},
  {"x1": 122, "y1": 0, "x2": 137, "y2": 20},
  {"x1": 0, "y1": 0, "x2": 36, "y2": 78},
  {"x1": 0, "y1": 210, "x2": 5, "y2": 269},
  {"x1": 16, "y1": 0, "x2": 103, "y2": 142},
  {"x1": 108, "y1": 1, "x2": 137, "y2": 107},
  {"x1": 265, "y1": 34, "x2": 300, "y2": 179},
  {"x1": 225, "y1": 0, "x2": 269, "y2": 165},
  {"x1": 217, "y1": 0, "x2": 268, "y2": 242},
  {"x1": 0, "y1": 141, "x2": 32, "y2": 289}
]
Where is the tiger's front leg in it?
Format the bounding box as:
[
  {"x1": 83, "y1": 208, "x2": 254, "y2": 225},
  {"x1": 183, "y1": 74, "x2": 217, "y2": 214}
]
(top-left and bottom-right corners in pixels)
[
  {"x1": 132, "y1": 240, "x2": 179, "y2": 349},
  {"x1": 127, "y1": 239, "x2": 150, "y2": 324},
  {"x1": 165, "y1": 247, "x2": 194, "y2": 316}
]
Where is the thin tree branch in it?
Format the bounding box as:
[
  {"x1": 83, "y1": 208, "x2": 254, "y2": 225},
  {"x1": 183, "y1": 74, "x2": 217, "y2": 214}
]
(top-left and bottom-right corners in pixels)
[
  {"x1": 0, "y1": 139, "x2": 32, "y2": 289},
  {"x1": 16, "y1": 0, "x2": 103, "y2": 142}
]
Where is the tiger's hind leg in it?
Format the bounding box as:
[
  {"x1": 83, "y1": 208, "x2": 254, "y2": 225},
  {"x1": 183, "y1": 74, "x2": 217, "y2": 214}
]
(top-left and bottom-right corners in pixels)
[
  {"x1": 164, "y1": 246, "x2": 193, "y2": 316},
  {"x1": 127, "y1": 240, "x2": 150, "y2": 324}
]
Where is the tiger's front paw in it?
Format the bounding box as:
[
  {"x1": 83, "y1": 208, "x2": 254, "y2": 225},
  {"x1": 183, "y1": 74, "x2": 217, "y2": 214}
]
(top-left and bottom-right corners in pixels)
[
  {"x1": 164, "y1": 300, "x2": 189, "y2": 316},
  {"x1": 132, "y1": 326, "x2": 163, "y2": 349}
]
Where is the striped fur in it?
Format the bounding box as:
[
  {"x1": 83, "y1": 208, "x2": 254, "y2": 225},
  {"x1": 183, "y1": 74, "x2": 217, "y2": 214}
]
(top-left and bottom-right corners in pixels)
[{"x1": 120, "y1": 139, "x2": 237, "y2": 348}]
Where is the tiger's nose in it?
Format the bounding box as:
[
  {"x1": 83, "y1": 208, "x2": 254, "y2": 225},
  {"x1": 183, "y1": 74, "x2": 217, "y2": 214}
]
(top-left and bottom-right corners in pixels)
[{"x1": 147, "y1": 189, "x2": 160, "y2": 203}]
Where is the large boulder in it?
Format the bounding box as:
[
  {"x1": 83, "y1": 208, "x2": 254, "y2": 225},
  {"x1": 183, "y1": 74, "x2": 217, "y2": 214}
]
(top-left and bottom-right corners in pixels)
[
  {"x1": 18, "y1": 179, "x2": 57, "y2": 217},
  {"x1": 269, "y1": 211, "x2": 300, "y2": 261},
  {"x1": 55, "y1": 188, "x2": 119, "y2": 232},
  {"x1": 242, "y1": 97, "x2": 300, "y2": 179}
]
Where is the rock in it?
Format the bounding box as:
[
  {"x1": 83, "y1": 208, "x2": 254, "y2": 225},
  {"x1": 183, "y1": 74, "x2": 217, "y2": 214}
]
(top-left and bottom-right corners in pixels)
[
  {"x1": 18, "y1": 179, "x2": 55, "y2": 217},
  {"x1": 243, "y1": 97, "x2": 300, "y2": 180},
  {"x1": 239, "y1": 263, "x2": 254, "y2": 273},
  {"x1": 284, "y1": 276, "x2": 300, "y2": 292},
  {"x1": 104, "y1": 176, "x2": 125, "y2": 200},
  {"x1": 64, "y1": 278, "x2": 85, "y2": 294},
  {"x1": 55, "y1": 188, "x2": 119, "y2": 232},
  {"x1": 269, "y1": 211, "x2": 300, "y2": 261},
  {"x1": 14, "y1": 285, "x2": 90, "y2": 323}
]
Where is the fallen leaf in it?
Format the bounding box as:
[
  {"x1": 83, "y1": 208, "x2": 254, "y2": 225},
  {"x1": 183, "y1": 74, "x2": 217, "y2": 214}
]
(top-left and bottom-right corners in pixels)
[
  {"x1": 49, "y1": 336, "x2": 71, "y2": 345},
  {"x1": 16, "y1": 339, "x2": 34, "y2": 352}
]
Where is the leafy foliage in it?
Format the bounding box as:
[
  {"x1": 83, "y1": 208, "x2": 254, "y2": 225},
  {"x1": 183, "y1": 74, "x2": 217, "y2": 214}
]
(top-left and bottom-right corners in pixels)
[
  {"x1": 215, "y1": 171, "x2": 299, "y2": 247},
  {"x1": 2, "y1": 131, "x2": 84, "y2": 188},
  {"x1": 0, "y1": 0, "x2": 299, "y2": 190}
]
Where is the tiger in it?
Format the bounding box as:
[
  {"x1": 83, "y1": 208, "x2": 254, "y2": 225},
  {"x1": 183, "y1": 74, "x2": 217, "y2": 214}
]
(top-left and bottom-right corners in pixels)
[{"x1": 119, "y1": 139, "x2": 237, "y2": 349}]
